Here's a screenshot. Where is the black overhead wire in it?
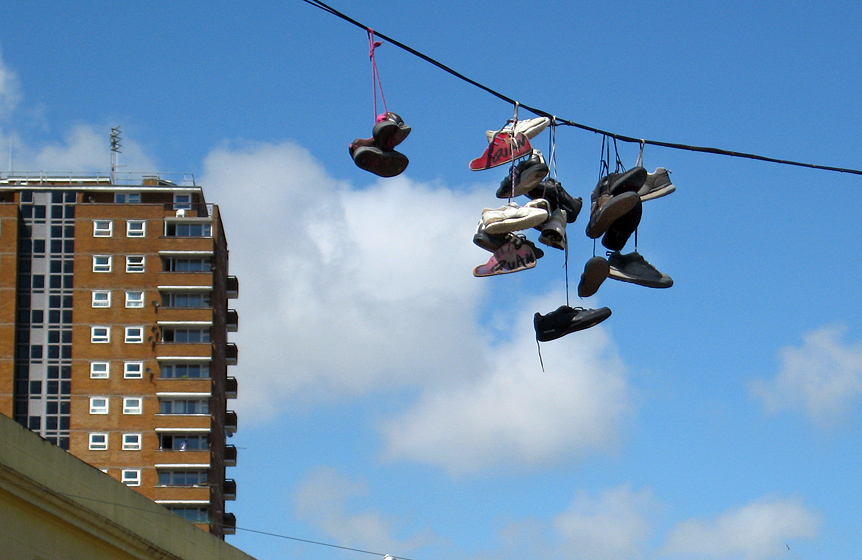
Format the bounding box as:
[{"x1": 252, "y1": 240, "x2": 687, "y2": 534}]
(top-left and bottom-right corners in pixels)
[{"x1": 301, "y1": 0, "x2": 862, "y2": 177}]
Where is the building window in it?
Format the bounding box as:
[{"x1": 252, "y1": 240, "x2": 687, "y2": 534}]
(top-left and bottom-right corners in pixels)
[
  {"x1": 123, "y1": 433, "x2": 142, "y2": 450},
  {"x1": 123, "y1": 397, "x2": 143, "y2": 415},
  {"x1": 89, "y1": 433, "x2": 109, "y2": 450},
  {"x1": 93, "y1": 255, "x2": 112, "y2": 272},
  {"x1": 161, "y1": 292, "x2": 211, "y2": 308},
  {"x1": 160, "y1": 363, "x2": 210, "y2": 379},
  {"x1": 115, "y1": 193, "x2": 141, "y2": 204},
  {"x1": 124, "y1": 326, "x2": 144, "y2": 344},
  {"x1": 165, "y1": 223, "x2": 212, "y2": 237},
  {"x1": 121, "y1": 469, "x2": 141, "y2": 486},
  {"x1": 166, "y1": 507, "x2": 208, "y2": 523},
  {"x1": 91, "y1": 326, "x2": 110, "y2": 344},
  {"x1": 162, "y1": 257, "x2": 212, "y2": 272},
  {"x1": 159, "y1": 399, "x2": 209, "y2": 415},
  {"x1": 89, "y1": 397, "x2": 109, "y2": 415},
  {"x1": 159, "y1": 433, "x2": 209, "y2": 450},
  {"x1": 126, "y1": 255, "x2": 145, "y2": 273},
  {"x1": 162, "y1": 328, "x2": 211, "y2": 343},
  {"x1": 159, "y1": 470, "x2": 208, "y2": 487},
  {"x1": 174, "y1": 194, "x2": 192, "y2": 210},
  {"x1": 126, "y1": 220, "x2": 146, "y2": 237},
  {"x1": 93, "y1": 220, "x2": 113, "y2": 237},
  {"x1": 90, "y1": 362, "x2": 110, "y2": 379},
  {"x1": 124, "y1": 361, "x2": 144, "y2": 379},
  {"x1": 92, "y1": 290, "x2": 111, "y2": 308},
  {"x1": 125, "y1": 291, "x2": 144, "y2": 308}
]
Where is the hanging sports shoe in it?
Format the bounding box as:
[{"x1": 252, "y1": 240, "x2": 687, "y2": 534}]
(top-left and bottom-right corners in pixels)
[
  {"x1": 601, "y1": 197, "x2": 642, "y2": 251},
  {"x1": 473, "y1": 236, "x2": 543, "y2": 277},
  {"x1": 372, "y1": 112, "x2": 412, "y2": 150},
  {"x1": 486, "y1": 117, "x2": 551, "y2": 143},
  {"x1": 538, "y1": 209, "x2": 567, "y2": 250},
  {"x1": 350, "y1": 140, "x2": 409, "y2": 177},
  {"x1": 585, "y1": 190, "x2": 639, "y2": 239},
  {"x1": 577, "y1": 256, "x2": 610, "y2": 297},
  {"x1": 526, "y1": 179, "x2": 582, "y2": 224},
  {"x1": 533, "y1": 305, "x2": 611, "y2": 341},
  {"x1": 496, "y1": 150, "x2": 549, "y2": 198},
  {"x1": 473, "y1": 220, "x2": 510, "y2": 253},
  {"x1": 608, "y1": 166, "x2": 648, "y2": 196},
  {"x1": 481, "y1": 201, "x2": 549, "y2": 235},
  {"x1": 607, "y1": 251, "x2": 673, "y2": 288},
  {"x1": 638, "y1": 167, "x2": 676, "y2": 201},
  {"x1": 470, "y1": 132, "x2": 532, "y2": 171}
]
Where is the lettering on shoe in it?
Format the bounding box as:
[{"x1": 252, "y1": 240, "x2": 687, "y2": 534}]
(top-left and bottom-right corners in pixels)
[{"x1": 470, "y1": 132, "x2": 533, "y2": 171}]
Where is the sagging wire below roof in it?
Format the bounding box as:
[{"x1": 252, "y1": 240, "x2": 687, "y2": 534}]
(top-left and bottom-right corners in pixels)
[
  {"x1": 300, "y1": 0, "x2": 862, "y2": 177},
  {"x1": 3, "y1": 478, "x2": 415, "y2": 560}
]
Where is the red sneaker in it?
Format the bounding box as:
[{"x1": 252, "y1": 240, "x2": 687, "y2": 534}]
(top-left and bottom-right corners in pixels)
[{"x1": 469, "y1": 132, "x2": 532, "y2": 171}]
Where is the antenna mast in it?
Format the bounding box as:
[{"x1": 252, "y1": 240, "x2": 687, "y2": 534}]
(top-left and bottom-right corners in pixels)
[{"x1": 110, "y1": 126, "x2": 122, "y2": 183}]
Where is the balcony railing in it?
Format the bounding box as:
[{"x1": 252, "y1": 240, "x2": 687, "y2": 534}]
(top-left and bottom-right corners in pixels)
[
  {"x1": 226, "y1": 276, "x2": 239, "y2": 299},
  {"x1": 226, "y1": 376, "x2": 238, "y2": 399},
  {"x1": 225, "y1": 410, "x2": 237, "y2": 434},
  {"x1": 222, "y1": 512, "x2": 236, "y2": 535},
  {"x1": 224, "y1": 478, "x2": 236, "y2": 500},
  {"x1": 224, "y1": 444, "x2": 237, "y2": 466},
  {"x1": 225, "y1": 343, "x2": 238, "y2": 366},
  {"x1": 226, "y1": 309, "x2": 238, "y2": 332}
]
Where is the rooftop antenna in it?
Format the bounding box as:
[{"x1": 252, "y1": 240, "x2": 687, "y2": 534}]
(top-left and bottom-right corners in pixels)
[{"x1": 110, "y1": 126, "x2": 122, "y2": 183}]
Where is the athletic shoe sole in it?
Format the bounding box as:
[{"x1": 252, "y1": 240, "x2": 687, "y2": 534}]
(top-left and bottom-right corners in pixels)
[{"x1": 578, "y1": 256, "x2": 610, "y2": 297}]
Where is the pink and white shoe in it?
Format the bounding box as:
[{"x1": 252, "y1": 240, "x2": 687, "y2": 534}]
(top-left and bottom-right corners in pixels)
[{"x1": 473, "y1": 236, "x2": 542, "y2": 277}]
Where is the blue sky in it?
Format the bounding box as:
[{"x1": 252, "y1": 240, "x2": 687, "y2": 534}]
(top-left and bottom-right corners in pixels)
[{"x1": 2, "y1": 1, "x2": 861, "y2": 559}]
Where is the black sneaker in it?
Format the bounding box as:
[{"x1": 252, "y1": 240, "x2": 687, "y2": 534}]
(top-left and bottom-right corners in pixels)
[
  {"x1": 533, "y1": 305, "x2": 611, "y2": 341},
  {"x1": 601, "y1": 198, "x2": 642, "y2": 251},
  {"x1": 526, "y1": 179, "x2": 582, "y2": 223},
  {"x1": 607, "y1": 251, "x2": 673, "y2": 288},
  {"x1": 349, "y1": 141, "x2": 409, "y2": 177},
  {"x1": 496, "y1": 151, "x2": 549, "y2": 198},
  {"x1": 372, "y1": 112, "x2": 412, "y2": 150}
]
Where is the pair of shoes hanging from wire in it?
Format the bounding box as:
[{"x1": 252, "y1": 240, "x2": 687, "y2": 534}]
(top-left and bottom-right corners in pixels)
[
  {"x1": 577, "y1": 138, "x2": 675, "y2": 297},
  {"x1": 349, "y1": 112, "x2": 411, "y2": 177},
  {"x1": 349, "y1": 30, "x2": 411, "y2": 177}
]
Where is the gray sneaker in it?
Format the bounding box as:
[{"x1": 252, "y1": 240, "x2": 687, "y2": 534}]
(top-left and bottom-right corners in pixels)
[
  {"x1": 538, "y1": 209, "x2": 567, "y2": 250},
  {"x1": 607, "y1": 251, "x2": 673, "y2": 288},
  {"x1": 577, "y1": 256, "x2": 610, "y2": 297},
  {"x1": 496, "y1": 150, "x2": 549, "y2": 198},
  {"x1": 638, "y1": 168, "x2": 676, "y2": 201}
]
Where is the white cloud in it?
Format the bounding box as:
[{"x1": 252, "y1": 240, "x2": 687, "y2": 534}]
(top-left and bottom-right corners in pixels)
[
  {"x1": 202, "y1": 141, "x2": 635, "y2": 473},
  {"x1": 552, "y1": 485, "x2": 658, "y2": 560},
  {"x1": 294, "y1": 466, "x2": 435, "y2": 553},
  {"x1": 201, "y1": 141, "x2": 493, "y2": 416},
  {"x1": 0, "y1": 46, "x2": 22, "y2": 118},
  {"x1": 381, "y1": 293, "x2": 633, "y2": 475},
  {"x1": 662, "y1": 495, "x2": 820, "y2": 559},
  {"x1": 750, "y1": 325, "x2": 862, "y2": 425}
]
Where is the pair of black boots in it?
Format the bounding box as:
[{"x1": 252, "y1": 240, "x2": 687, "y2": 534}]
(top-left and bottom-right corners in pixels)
[{"x1": 349, "y1": 112, "x2": 411, "y2": 177}]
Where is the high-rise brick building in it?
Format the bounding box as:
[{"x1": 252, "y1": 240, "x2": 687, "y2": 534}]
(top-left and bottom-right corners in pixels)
[{"x1": 0, "y1": 172, "x2": 239, "y2": 537}]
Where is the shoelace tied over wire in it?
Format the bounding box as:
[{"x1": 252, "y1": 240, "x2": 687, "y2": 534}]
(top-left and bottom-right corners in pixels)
[{"x1": 300, "y1": 0, "x2": 862, "y2": 177}]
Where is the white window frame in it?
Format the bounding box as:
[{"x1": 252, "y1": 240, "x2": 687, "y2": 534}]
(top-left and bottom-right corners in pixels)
[
  {"x1": 123, "y1": 397, "x2": 143, "y2": 415},
  {"x1": 124, "y1": 361, "x2": 144, "y2": 379},
  {"x1": 127, "y1": 220, "x2": 146, "y2": 237},
  {"x1": 121, "y1": 469, "x2": 141, "y2": 486},
  {"x1": 90, "y1": 361, "x2": 110, "y2": 379},
  {"x1": 91, "y1": 326, "x2": 110, "y2": 344},
  {"x1": 115, "y1": 192, "x2": 141, "y2": 204},
  {"x1": 92, "y1": 290, "x2": 111, "y2": 308},
  {"x1": 125, "y1": 291, "x2": 145, "y2": 308},
  {"x1": 90, "y1": 397, "x2": 109, "y2": 415},
  {"x1": 89, "y1": 433, "x2": 108, "y2": 450},
  {"x1": 93, "y1": 255, "x2": 112, "y2": 273},
  {"x1": 93, "y1": 220, "x2": 113, "y2": 237},
  {"x1": 124, "y1": 326, "x2": 144, "y2": 344},
  {"x1": 126, "y1": 255, "x2": 145, "y2": 273},
  {"x1": 122, "y1": 433, "x2": 142, "y2": 450}
]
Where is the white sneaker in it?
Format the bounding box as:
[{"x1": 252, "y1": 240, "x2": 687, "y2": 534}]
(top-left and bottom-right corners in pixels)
[
  {"x1": 482, "y1": 202, "x2": 549, "y2": 234},
  {"x1": 486, "y1": 117, "x2": 550, "y2": 143}
]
